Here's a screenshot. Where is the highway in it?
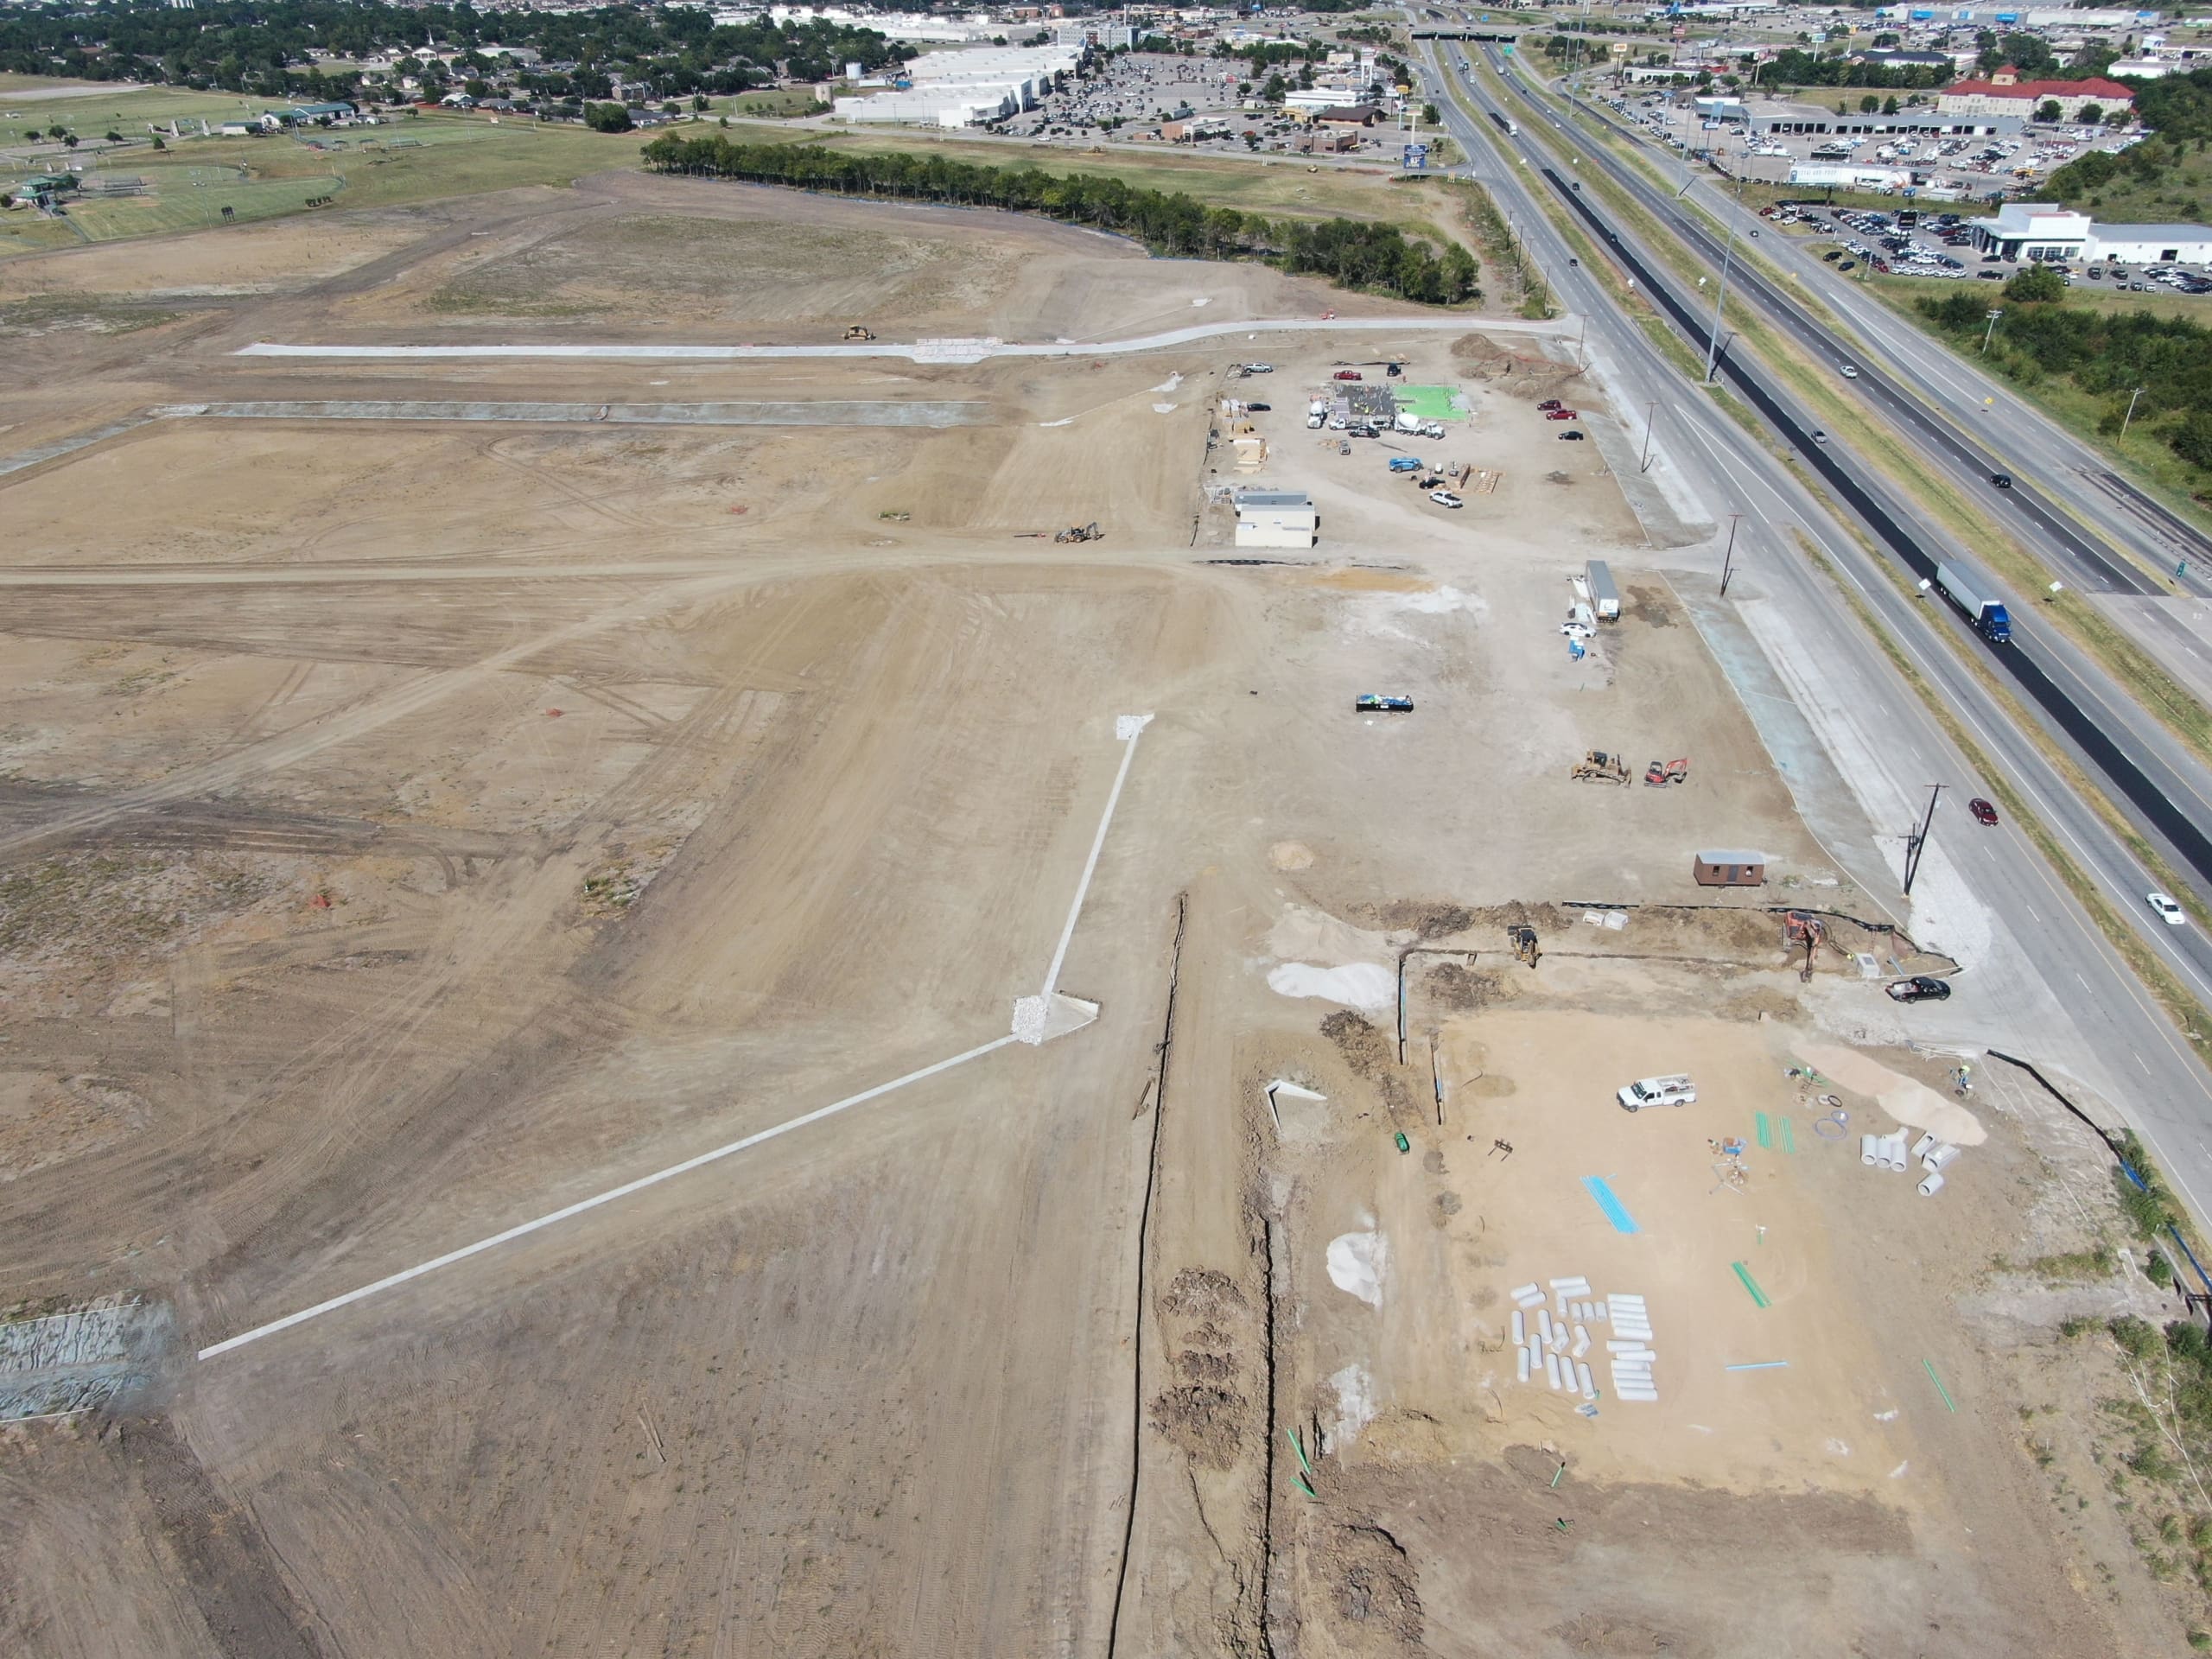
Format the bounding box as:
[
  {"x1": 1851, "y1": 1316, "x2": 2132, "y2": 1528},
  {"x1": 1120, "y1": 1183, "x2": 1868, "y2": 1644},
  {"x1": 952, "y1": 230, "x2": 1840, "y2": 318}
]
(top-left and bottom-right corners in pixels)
[
  {"x1": 1440, "y1": 48, "x2": 2212, "y2": 929},
  {"x1": 1404, "y1": 29, "x2": 2212, "y2": 1227}
]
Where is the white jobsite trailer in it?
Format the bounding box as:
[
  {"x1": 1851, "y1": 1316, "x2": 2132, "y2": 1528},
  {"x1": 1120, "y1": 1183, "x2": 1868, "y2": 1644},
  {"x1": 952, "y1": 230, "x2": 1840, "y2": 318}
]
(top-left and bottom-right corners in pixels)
[{"x1": 1586, "y1": 559, "x2": 1621, "y2": 622}]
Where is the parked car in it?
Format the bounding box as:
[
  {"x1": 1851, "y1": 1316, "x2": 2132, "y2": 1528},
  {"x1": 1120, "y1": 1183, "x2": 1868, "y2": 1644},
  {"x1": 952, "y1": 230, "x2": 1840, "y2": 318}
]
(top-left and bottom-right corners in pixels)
[
  {"x1": 1968, "y1": 797, "x2": 1999, "y2": 825},
  {"x1": 1545, "y1": 409, "x2": 1580, "y2": 421},
  {"x1": 1429, "y1": 489, "x2": 1464, "y2": 508},
  {"x1": 1333, "y1": 369, "x2": 1363, "y2": 381},
  {"x1": 1559, "y1": 430, "x2": 1586, "y2": 441},
  {"x1": 1538, "y1": 398, "x2": 1563, "y2": 410},
  {"x1": 1885, "y1": 976, "x2": 1953, "y2": 1003},
  {"x1": 1246, "y1": 402, "x2": 1270, "y2": 411},
  {"x1": 1354, "y1": 693, "x2": 1414, "y2": 713},
  {"x1": 1388, "y1": 456, "x2": 1423, "y2": 473},
  {"x1": 1617, "y1": 1074, "x2": 1697, "y2": 1112},
  {"x1": 2149, "y1": 892, "x2": 2188, "y2": 925},
  {"x1": 1243, "y1": 362, "x2": 1274, "y2": 373}
]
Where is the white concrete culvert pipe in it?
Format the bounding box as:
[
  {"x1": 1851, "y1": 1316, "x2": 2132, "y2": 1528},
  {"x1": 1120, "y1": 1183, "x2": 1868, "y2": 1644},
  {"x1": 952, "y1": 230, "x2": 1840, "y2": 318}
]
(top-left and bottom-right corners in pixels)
[
  {"x1": 1918, "y1": 1172, "x2": 1946, "y2": 1198},
  {"x1": 1512, "y1": 1309, "x2": 1525, "y2": 1346}
]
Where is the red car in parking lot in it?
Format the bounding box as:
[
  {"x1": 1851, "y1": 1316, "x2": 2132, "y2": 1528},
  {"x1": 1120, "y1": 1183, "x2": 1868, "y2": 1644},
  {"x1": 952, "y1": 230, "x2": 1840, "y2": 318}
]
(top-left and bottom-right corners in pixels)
[{"x1": 1544, "y1": 409, "x2": 1580, "y2": 421}]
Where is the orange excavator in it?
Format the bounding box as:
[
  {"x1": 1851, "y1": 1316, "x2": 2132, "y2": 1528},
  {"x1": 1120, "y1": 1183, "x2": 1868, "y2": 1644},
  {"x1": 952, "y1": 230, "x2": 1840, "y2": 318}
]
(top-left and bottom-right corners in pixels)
[{"x1": 1643, "y1": 757, "x2": 1690, "y2": 787}]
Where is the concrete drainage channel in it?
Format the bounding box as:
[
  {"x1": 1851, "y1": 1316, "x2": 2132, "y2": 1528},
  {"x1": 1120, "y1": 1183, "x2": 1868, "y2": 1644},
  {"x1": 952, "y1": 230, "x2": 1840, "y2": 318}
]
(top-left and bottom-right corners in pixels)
[{"x1": 153, "y1": 399, "x2": 993, "y2": 429}]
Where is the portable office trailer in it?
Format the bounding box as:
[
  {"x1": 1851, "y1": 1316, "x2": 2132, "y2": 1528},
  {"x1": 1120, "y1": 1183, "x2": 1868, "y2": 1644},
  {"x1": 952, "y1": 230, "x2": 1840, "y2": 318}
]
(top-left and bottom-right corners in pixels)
[{"x1": 1692, "y1": 849, "x2": 1767, "y2": 887}]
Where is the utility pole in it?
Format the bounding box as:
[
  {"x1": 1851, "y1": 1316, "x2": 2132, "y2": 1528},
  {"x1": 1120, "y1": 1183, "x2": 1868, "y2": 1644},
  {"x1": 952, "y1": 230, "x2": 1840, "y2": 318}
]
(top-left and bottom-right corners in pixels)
[
  {"x1": 1980, "y1": 307, "x2": 2003, "y2": 354},
  {"x1": 1702, "y1": 172, "x2": 1746, "y2": 383},
  {"x1": 1902, "y1": 784, "x2": 1943, "y2": 897},
  {"x1": 1719, "y1": 512, "x2": 1741, "y2": 596},
  {"x1": 2121, "y1": 385, "x2": 2145, "y2": 436},
  {"x1": 1640, "y1": 400, "x2": 1657, "y2": 473}
]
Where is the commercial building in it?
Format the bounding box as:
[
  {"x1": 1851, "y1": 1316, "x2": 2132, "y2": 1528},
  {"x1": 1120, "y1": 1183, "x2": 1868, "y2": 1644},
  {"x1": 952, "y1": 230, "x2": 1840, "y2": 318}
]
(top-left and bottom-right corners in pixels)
[
  {"x1": 2086, "y1": 223, "x2": 2212, "y2": 264},
  {"x1": 1936, "y1": 67, "x2": 2134, "y2": 122},
  {"x1": 1967, "y1": 202, "x2": 2091, "y2": 260},
  {"x1": 1234, "y1": 490, "x2": 1318, "y2": 550},
  {"x1": 833, "y1": 42, "x2": 1082, "y2": 127}
]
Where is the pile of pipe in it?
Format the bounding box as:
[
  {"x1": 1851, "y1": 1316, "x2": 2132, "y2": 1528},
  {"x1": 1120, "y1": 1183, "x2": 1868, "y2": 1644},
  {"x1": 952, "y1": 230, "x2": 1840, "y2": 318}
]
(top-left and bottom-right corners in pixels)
[
  {"x1": 1507, "y1": 1277, "x2": 1653, "y2": 1403},
  {"x1": 1860, "y1": 1128, "x2": 1961, "y2": 1196}
]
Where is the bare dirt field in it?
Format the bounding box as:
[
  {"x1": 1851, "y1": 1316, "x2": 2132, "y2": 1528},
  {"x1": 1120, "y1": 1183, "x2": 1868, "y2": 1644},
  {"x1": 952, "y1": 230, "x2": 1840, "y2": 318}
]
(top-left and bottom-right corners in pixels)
[{"x1": 0, "y1": 171, "x2": 2198, "y2": 1657}]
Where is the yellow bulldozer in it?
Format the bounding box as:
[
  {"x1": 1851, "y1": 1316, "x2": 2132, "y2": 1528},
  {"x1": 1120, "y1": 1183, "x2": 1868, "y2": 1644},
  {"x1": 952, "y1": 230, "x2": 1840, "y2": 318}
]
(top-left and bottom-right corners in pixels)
[
  {"x1": 844, "y1": 325, "x2": 875, "y2": 341},
  {"x1": 1569, "y1": 749, "x2": 1630, "y2": 785}
]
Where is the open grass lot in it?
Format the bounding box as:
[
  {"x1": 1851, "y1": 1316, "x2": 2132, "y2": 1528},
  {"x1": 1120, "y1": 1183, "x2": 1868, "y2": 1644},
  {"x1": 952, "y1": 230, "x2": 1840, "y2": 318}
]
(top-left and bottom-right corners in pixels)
[{"x1": 1876, "y1": 272, "x2": 2212, "y2": 518}]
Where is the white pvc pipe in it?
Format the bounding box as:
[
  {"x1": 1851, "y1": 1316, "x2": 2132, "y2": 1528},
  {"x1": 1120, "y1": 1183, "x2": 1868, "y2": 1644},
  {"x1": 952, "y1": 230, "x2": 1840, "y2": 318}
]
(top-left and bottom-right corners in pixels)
[
  {"x1": 1538, "y1": 1308, "x2": 1554, "y2": 1344},
  {"x1": 1509, "y1": 1282, "x2": 1541, "y2": 1304},
  {"x1": 1617, "y1": 1387, "x2": 1659, "y2": 1402},
  {"x1": 1546, "y1": 1353, "x2": 1564, "y2": 1390},
  {"x1": 1549, "y1": 1276, "x2": 1591, "y2": 1292},
  {"x1": 1609, "y1": 1293, "x2": 1646, "y2": 1306},
  {"x1": 1861, "y1": 1133, "x2": 1879, "y2": 1166},
  {"x1": 1576, "y1": 1360, "x2": 1595, "y2": 1399},
  {"x1": 1918, "y1": 1172, "x2": 1945, "y2": 1198},
  {"x1": 1605, "y1": 1340, "x2": 1650, "y2": 1352},
  {"x1": 1511, "y1": 1309, "x2": 1525, "y2": 1345},
  {"x1": 1516, "y1": 1346, "x2": 1531, "y2": 1383},
  {"x1": 1572, "y1": 1325, "x2": 1590, "y2": 1357}
]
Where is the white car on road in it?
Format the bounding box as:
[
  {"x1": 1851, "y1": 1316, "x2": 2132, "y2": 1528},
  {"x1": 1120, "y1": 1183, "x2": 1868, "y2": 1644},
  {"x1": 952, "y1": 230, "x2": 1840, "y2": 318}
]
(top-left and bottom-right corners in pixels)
[{"x1": 2149, "y1": 893, "x2": 2188, "y2": 925}]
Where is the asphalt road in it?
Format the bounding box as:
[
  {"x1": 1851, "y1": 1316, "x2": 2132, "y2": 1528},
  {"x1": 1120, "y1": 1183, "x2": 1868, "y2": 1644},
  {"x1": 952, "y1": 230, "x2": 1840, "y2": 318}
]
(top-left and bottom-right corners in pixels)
[{"x1": 1408, "y1": 31, "x2": 2212, "y2": 1230}]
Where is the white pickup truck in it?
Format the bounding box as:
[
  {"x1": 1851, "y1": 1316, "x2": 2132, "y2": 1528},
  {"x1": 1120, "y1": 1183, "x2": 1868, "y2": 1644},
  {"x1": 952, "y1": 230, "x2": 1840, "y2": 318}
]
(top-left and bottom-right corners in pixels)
[{"x1": 1616, "y1": 1074, "x2": 1696, "y2": 1113}]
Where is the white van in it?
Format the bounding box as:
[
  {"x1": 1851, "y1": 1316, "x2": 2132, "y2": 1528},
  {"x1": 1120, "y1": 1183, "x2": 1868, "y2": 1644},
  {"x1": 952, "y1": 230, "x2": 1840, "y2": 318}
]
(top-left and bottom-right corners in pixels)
[{"x1": 1616, "y1": 1074, "x2": 1696, "y2": 1112}]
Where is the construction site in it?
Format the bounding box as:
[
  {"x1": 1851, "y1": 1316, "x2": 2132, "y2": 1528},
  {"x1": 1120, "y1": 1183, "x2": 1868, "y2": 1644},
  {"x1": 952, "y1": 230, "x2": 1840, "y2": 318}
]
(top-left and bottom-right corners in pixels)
[{"x1": 0, "y1": 167, "x2": 2202, "y2": 1656}]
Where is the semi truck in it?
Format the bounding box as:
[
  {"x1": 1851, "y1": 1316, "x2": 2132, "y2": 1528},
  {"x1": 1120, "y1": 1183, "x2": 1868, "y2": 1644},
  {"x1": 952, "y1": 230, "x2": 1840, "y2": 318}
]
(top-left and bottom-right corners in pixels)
[
  {"x1": 1585, "y1": 559, "x2": 1621, "y2": 622},
  {"x1": 1933, "y1": 560, "x2": 2013, "y2": 643}
]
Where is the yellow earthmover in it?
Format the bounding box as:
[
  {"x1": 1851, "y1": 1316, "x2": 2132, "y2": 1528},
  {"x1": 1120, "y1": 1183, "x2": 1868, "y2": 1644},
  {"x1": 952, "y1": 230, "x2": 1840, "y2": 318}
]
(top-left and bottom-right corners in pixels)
[{"x1": 1569, "y1": 749, "x2": 1630, "y2": 785}]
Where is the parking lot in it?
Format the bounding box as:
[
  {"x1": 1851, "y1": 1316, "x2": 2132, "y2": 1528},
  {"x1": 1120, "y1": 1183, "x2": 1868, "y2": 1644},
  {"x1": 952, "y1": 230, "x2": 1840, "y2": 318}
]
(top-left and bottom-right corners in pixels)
[{"x1": 1777, "y1": 200, "x2": 2212, "y2": 294}]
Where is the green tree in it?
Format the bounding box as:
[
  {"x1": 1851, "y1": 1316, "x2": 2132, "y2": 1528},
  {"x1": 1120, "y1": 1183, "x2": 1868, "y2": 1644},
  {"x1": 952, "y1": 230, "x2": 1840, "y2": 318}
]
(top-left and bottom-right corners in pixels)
[
  {"x1": 1883, "y1": 95, "x2": 1898, "y2": 115},
  {"x1": 1421, "y1": 101, "x2": 1440, "y2": 125},
  {"x1": 2005, "y1": 264, "x2": 2065, "y2": 302},
  {"x1": 1859, "y1": 92, "x2": 1879, "y2": 112},
  {"x1": 2079, "y1": 103, "x2": 2105, "y2": 125},
  {"x1": 584, "y1": 101, "x2": 632, "y2": 132},
  {"x1": 2108, "y1": 105, "x2": 2133, "y2": 128},
  {"x1": 2174, "y1": 409, "x2": 2212, "y2": 472},
  {"x1": 2036, "y1": 99, "x2": 2062, "y2": 123}
]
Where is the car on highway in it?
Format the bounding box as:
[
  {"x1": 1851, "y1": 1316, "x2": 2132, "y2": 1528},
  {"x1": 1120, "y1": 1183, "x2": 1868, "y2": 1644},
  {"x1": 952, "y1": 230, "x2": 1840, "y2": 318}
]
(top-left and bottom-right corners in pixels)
[
  {"x1": 1560, "y1": 429, "x2": 1586, "y2": 441},
  {"x1": 2149, "y1": 892, "x2": 2188, "y2": 925},
  {"x1": 1968, "y1": 797, "x2": 1999, "y2": 825},
  {"x1": 1885, "y1": 976, "x2": 1953, "y2": 1003},
  {"x1": 1617, "y1": 1073, "x2": 1696, "y2": 1112},
  {"x1": 1840, "y1": 364, "x2": 1859, "y2": 378},
  {"x1": 1811, "y1": 429, "x2": 1829, "y2": 442},
  {"x1": 1545, "y1": 409, "x2": 1580, "y2": 421},
  {"x1": 1429, "y1": 489, "x2": 1464, "y2": 508},
  {"x1": 1991, "y1": 473, "x2": 2012, "y2": 489}
]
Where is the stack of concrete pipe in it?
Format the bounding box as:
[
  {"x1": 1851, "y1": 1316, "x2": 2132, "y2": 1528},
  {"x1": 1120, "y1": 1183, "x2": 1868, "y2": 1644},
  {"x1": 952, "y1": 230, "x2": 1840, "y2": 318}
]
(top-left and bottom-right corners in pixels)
[
  {"x1": 1506, "y1": 1277, "x2": 1605, "y2": 1402},
  {"x1": 1606, "y1": 1294, "x2": 1656, "y2": 1402}
]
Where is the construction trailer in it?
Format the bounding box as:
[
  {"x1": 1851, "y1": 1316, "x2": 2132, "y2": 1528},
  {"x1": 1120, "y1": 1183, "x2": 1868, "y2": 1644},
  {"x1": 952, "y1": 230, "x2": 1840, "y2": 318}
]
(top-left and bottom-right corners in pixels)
[
  {"x1": 1585, "y1": 560, "x2": 1621, "y2": 622},
  {"x1": 1692, "y1": 849, "x2": 1768, "y2": 888},
  {"x1": 1235, "y1": 489, "x2": 1318, "y2": 550}
]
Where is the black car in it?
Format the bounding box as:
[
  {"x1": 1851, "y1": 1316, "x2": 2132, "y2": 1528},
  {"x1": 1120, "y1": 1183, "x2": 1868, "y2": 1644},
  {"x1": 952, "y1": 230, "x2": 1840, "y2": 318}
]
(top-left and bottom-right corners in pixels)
[
  {"x1": 1559, "y1": 429, "x2": 1586, "y2": 440},
  {"x1": 1246, "y1": 402, "x2": 1271, "y2": 411},
  {"x1": 1885, "y1": 976, "x2": 1953, "y2": 1003},
  {"x1": 1991, "y1": 473, "x2": 2013, "y2": 489}
]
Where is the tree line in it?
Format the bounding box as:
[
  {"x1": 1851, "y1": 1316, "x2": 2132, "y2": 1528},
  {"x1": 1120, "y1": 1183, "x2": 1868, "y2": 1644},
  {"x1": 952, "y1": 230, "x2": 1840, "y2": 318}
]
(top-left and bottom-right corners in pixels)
[
  {"x1": 1916, "y1": 283, "x2": 2212, "y2": 474},
  {"x1": 0, "y1": 0, "x2": 897, "y2": 101},
  {"x1": 639, "y1": 136, "x2": 1479, "y2": 306}
]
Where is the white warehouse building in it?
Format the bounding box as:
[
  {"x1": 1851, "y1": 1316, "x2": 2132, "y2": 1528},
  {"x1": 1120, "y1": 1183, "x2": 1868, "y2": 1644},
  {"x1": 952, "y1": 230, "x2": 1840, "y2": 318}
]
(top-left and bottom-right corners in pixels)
[
  {"x1": 835, "y1": 43, "x2": 1083, "y2": 128},
  {"x1": 1967, "y1": 202, "x2": 2212, "y2": 264},
  {"x1": 1235, "y1": 490, "x2": 1319, "y2": 550}
]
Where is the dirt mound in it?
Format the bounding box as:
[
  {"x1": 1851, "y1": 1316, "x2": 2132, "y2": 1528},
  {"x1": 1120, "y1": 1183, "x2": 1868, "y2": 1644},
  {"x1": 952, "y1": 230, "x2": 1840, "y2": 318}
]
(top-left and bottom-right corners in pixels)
[
  {"x1": 1148, "y1": 1383, "x2": 1245, "y2": 1471},
  {"x1": 1315, "y1": 1522, "x2": 1424, "y2": 1653}
]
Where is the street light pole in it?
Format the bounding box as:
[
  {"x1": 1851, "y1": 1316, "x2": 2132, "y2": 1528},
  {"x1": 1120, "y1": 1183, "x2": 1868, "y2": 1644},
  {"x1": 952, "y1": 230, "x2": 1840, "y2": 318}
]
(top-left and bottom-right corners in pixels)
[
  {"x1": 1980, "y1": 307, "x2": 2003, "y2": 354},
  {"x1": 1702, "y1": 173, "x2": 1746, "y2": 383},
  {"x1": 2121, "y1": 385, "x2": 2145, "y2": 436},
  {"x1": 1902, "y1": 784, "x2": 1943, "y2": 897},
  {"x1": 1719, "y1": 512, "x2": 1742, "y2": 596}
]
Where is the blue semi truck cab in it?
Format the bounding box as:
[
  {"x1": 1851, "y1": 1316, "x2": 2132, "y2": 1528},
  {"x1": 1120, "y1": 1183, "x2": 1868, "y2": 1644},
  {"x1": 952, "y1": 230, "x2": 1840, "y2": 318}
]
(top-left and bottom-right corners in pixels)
[{"x1": 1934, "y1": 560, "x2": 2012, "y2": 643}]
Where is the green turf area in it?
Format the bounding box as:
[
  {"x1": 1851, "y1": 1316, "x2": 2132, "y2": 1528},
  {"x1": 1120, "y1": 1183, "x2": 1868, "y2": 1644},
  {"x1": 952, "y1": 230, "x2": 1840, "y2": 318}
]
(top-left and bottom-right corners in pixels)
[{"x1": 1394, "y1": 384, "x2": 1467, "y2": 421}]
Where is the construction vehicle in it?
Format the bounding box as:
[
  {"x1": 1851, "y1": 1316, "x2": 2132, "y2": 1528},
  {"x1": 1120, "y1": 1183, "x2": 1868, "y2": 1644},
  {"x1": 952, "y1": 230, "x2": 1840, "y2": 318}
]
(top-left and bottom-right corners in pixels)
[
  {"x1": 1356, "y1": 694, "x2": 1414, "y2": 713},
  {"x1": 844, "y1": 325, "x2": 875, "y2": 341},
  {"x1": 1510, "y1": 925, "x2": 1541, "y2": 968},
  {"x1": 1570, "y1": 750, "x2": 1630, "y2": 784},
  {"x1": 1643, "y1": 757, "x2": 1689, "y2": 787},
  {"x1": 1053, "y1": 522, "x2": 1102, "y2": 543}
]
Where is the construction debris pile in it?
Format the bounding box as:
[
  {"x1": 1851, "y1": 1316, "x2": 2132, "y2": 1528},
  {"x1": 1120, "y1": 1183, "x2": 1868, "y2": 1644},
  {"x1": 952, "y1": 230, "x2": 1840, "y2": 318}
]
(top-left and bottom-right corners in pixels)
[{"x1": 1507, "y1": 1277, "x2": 1657, "y2": 1407}]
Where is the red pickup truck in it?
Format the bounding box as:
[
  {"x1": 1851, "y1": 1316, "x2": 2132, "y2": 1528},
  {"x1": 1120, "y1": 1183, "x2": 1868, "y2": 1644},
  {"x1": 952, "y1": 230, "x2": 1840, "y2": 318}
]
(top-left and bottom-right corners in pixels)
[{"x1": 1332, "y1": 369, "x2": 1363, "y2": 381}]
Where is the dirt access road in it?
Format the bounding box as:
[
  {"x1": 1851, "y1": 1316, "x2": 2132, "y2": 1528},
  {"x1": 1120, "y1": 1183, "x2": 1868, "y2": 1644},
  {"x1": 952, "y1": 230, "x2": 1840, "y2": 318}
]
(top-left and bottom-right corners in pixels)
[{"x1": 0, "y1": 169, "x2": 2192, "y2": 1656}]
